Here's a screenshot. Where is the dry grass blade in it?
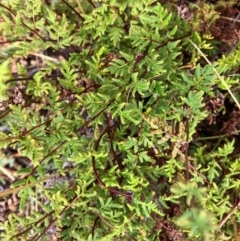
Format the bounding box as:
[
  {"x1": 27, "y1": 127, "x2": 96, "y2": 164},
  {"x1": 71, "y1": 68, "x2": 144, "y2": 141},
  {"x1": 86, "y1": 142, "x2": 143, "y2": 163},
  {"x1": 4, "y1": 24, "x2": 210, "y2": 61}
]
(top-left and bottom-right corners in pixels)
[
  {"x1": 0, "y1": 173, "x2": 57, "y2": 198},
  {"x1": 189, "y1": 39, "x2": 240, "y2": 110}
]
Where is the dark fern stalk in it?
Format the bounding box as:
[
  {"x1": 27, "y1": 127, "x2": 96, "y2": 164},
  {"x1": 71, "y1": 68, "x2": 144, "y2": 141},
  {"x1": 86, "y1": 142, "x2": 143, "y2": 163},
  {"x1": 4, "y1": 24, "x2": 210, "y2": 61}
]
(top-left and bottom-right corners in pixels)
[{"x1": 0, "y1": 1, "x2": 239, "y2": 241}]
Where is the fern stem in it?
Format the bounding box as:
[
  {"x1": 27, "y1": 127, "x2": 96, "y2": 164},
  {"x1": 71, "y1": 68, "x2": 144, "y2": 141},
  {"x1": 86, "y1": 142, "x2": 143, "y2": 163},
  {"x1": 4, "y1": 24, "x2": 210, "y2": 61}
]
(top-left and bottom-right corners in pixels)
[{"x1": 61, "y1": 0, "x2": 84, "y2": 21}]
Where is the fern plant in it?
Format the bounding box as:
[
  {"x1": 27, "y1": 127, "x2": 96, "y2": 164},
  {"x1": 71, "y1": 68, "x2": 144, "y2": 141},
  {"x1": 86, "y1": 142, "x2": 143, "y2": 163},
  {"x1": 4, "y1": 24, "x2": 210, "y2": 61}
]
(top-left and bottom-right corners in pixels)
[{"x1": 0, "y1": 0, "x2": 239, "y2": 240}]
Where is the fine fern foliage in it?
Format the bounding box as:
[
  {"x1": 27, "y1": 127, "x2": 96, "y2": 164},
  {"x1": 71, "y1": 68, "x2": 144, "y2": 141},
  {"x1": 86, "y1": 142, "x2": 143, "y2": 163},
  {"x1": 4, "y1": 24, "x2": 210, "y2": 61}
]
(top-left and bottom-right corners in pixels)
[{"x1": 0, "y1": 0, "x2": 239, "y2": 240}]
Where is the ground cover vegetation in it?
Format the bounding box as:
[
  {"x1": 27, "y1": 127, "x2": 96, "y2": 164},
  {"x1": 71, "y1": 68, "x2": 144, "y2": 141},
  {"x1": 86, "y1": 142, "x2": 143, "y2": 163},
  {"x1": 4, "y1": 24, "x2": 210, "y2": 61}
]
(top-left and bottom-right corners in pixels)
[{"x1": 0, "y1": 0, "x2": 239, "y2": 240}]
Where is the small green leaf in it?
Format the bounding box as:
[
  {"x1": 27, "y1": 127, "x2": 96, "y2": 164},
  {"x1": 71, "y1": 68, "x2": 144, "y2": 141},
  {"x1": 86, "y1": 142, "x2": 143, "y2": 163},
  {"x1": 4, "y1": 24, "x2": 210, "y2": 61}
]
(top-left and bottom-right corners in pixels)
[
  {"x1": 11, "y1": 179, "x2": 26, "y2": 188},
  {"x1": 0, "y1": 59, "x2": 12, "y2": 100}
]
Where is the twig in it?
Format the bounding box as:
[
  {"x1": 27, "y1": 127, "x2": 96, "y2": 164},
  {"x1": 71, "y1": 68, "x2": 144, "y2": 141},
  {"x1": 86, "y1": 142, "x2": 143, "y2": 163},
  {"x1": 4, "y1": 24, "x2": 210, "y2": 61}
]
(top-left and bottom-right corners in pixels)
[
  {"x1": 218, "y1": 199, "x2": 240, "y2": 229},
  {"x1": 0, "y1": 166, "x2": 15, "y2": 181},
  {"x1": 29, "y1": 52, "x2": 60, "y2": 63}
]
